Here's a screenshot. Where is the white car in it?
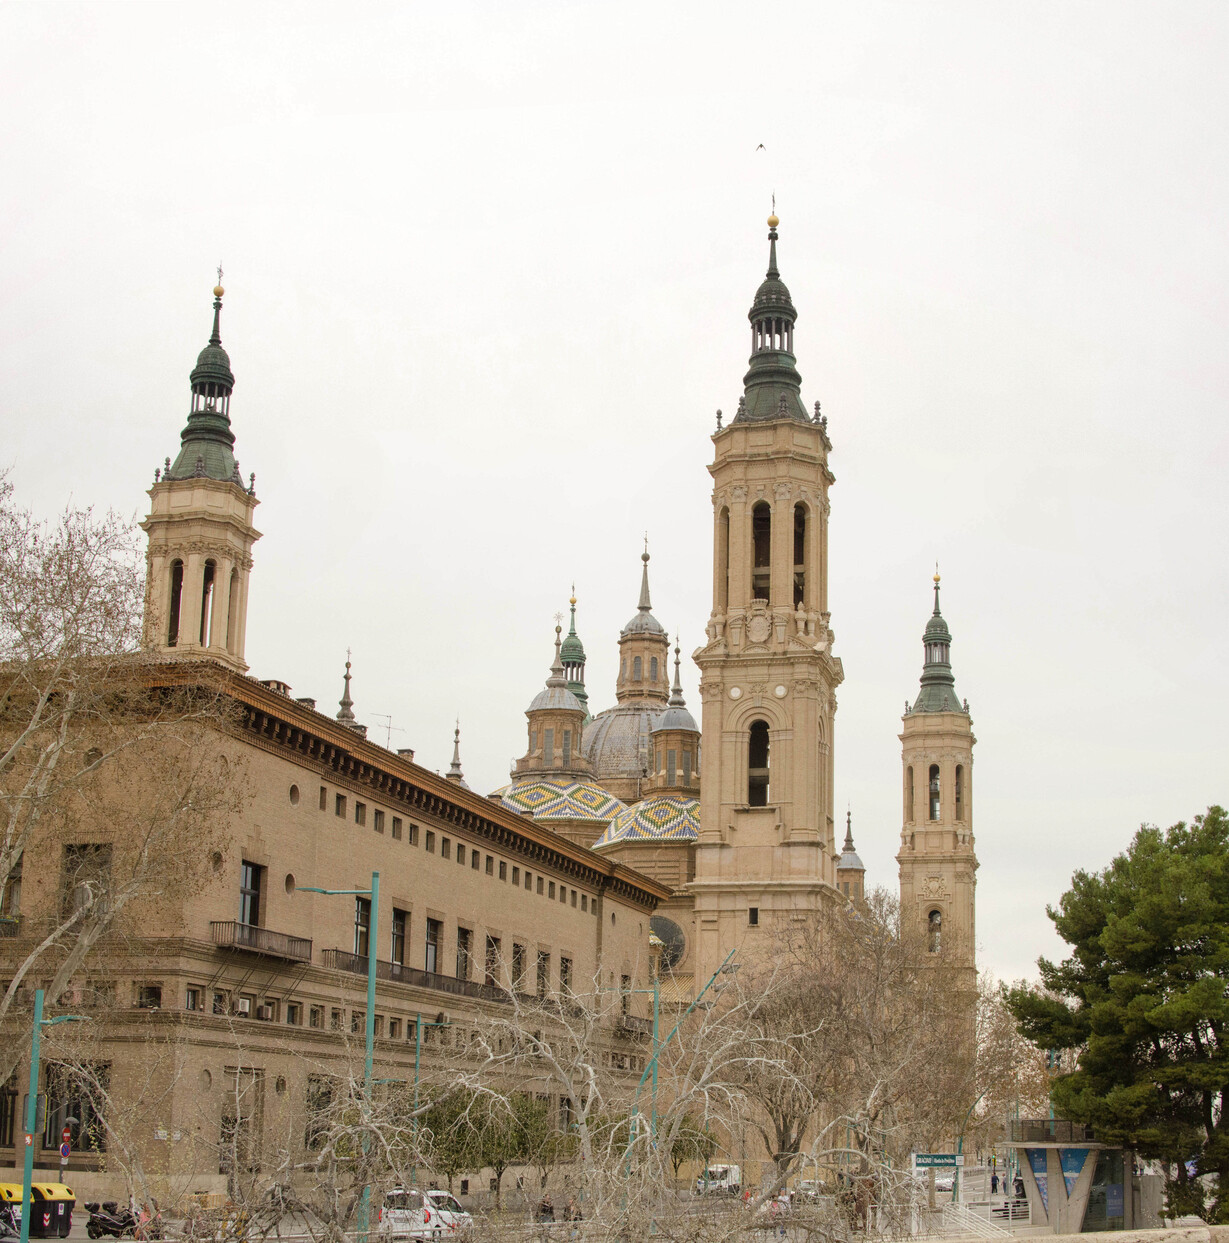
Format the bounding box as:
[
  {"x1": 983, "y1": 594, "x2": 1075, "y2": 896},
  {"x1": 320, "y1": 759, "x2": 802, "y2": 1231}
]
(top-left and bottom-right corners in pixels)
[{"x1": 380, "y1": 1188, "x2": 472, "y2": 1239}]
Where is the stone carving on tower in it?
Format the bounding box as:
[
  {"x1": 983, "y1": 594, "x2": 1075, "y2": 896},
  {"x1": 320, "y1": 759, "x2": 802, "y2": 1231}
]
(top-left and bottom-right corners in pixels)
[
  {"x1": 141, "y1": 281, "x2": 260, "y2": 673},
  {"x1": 896, "y1": 573, "x2": 978, "y2": 980},
  {"x1": 692, "y1": 214, "x2": 845, "y2": 981}
]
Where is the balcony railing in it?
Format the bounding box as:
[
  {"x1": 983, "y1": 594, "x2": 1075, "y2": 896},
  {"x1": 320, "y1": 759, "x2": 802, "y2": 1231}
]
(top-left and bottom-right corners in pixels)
[
  {"x1": 618, "y1": 1013, "x2": 653, "y2": 1036},
  {"x1": 320, "y1": 949, "x2": 511, "y2": 1004},
  {"x1": 1009, "y1": 1118, "x2": 1095, "y2": 1144},
  {"x1": 211, "y1": 921, "x2": 312, "y2": 962},
  {"x1": 0, "y1": 916, "x2": 21, "y2": 938}
]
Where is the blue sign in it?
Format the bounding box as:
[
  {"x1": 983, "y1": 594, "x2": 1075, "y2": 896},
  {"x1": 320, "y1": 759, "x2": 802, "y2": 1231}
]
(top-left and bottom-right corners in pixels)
[
  {"x1": 1106, "y1": 1184, "x2": 1124, "y2": 1217},
  {"x1": 1060, "y1": 1148, "x2": 1088, "y2": 1194},
  {"x1": 1027, "y1": 1148, "x2": 1048, "y2": 1213},
  {"x1": 59, "y1": 1143, "x2": 70, "y2": 1159}
]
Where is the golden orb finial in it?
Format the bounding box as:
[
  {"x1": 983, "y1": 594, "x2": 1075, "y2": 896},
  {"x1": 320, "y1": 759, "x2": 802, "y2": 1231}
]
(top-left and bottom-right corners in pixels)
[
  {"x1": 213, "y1": 284, "x2": 225, "y2": 298},
  {"x1": 767, "y1": 212, "x2": 779, "y2": 228},
  {"x1": 934, "y1": 561, "x2": 941, "y2": 585},
  {"x1": 569, "y1": 595, "x2": 576, "y2": 606}
]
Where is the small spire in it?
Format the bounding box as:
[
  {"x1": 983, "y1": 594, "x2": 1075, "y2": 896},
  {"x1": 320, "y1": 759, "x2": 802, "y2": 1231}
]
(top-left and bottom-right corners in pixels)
[
  {"x1": 446, "y1": 719, "x2": 466, "y2": 782},
  {"x1": 843, "y1": 808, "x2": 855, "y2": 853},
  {"x1": 933, "y1": 563, "x2": 942, "y2": 615},
  {"x1": 337, "y1": 650, "x2": 357, "y2": 724},
  {"x1": 638, "y1": 538, "x2": 653, "y2": 613},
  {"x1": 669, "y1": 635, "x2": 685, "y2": 707},
  {"x1": 766, "y1": 210, "x2": 780, "y2": 279},
  {"x1": 546, "y1": 624, "x2": 567, "y2": 688}
]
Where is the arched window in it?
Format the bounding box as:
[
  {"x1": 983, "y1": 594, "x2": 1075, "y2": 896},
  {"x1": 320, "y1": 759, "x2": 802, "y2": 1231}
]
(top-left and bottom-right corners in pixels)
[
  {"x1": 748, "y1": 720, "x2": 770, "y2": 806},
  {"x1": 928, "y1": 909, "x2": 942, "y2": 953},
  {"x1": 955, "y1": 765, "x2": 964, "y2": 821},
  {"x1": 906, "y1": 766, "x2": 914, "y2": 822},
  {"x1": 166, "y1": 559, "x2": 184, "y2": 647},
  {"x1": 650, "y1": 657, "x2": 658, "y2": 683},
  {"x1": 751, "y1": 502, "x2": 771, "y2": 601},
  {"x1": 225, "y1": 567, "x2": 239, "y2": 649},
  {"x1": 793, "y1": 503, "x2": 807, "y2": 607},
  {"x1": 199, "y1": 559, "x2": 216, "y2": 646},
  {"x1": 717, "y1": 507, "x2": 730, "y2": 610},
  {"x1": 929, "y1": 764, "x2": 941, "y2": 820},
  {"x1": 633, "y1": 656, "x2": 642, "y2": 682}
]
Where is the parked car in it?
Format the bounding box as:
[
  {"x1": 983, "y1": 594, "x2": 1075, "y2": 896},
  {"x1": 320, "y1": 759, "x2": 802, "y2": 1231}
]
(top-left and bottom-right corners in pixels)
[
  {"x1": 380, "y1": 1188, "x2": 471, "y2": 1240},
  {"x1": 695, "y1": 1164, "x2": 741, "y2": 1195}
]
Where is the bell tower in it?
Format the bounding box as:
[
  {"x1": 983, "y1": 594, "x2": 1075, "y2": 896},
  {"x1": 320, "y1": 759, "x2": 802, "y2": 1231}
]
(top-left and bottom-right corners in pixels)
[
  {"x1": 692, "y1": 214, "x2": 844, "y2": 981},
  {"x1": 141, "y1": 281, "x2": 260, "y2": 672},
  {"x1": 897, "y1": 573, "x2": 977, "y2": 979}
]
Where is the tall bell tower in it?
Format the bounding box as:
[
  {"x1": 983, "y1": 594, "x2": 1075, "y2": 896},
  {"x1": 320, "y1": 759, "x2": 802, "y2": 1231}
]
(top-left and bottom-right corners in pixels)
[
  {"x1": 141, "y1": 281, "x2": 260, "y2": 672},
  {"x1": 897, "y1": 573, "x2": 977, "y2": 978},
  {"x1": 692, "y1": 214, "x2": 844, "y2": 981}
]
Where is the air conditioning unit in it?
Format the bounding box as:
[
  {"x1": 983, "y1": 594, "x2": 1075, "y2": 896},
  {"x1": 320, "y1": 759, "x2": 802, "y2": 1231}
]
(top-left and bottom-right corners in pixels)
[{"x1": 256, "y1": 1005, "x2": 273, "y2": 1021}]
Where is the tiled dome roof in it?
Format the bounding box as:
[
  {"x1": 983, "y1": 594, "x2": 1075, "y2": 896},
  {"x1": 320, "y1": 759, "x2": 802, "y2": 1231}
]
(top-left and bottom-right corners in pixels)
[
  {"x1": 594, "y1": 794, "x2": 699, "y2": 847},
  {"x1": 492, "y1": 779, "x2": 626, "y2": 824},
  {"x1": 583, "y1": 703, "x2": 657, "y2": 781}
]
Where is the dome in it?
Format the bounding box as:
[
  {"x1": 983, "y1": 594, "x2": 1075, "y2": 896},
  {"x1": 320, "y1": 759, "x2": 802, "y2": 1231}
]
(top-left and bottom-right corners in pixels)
[
  {"x1": 528, "y1": 684, "x2": 584, "y2": 713},
  {"x1": 493, "y1": 779, "x2": 626, "y2": 824},
  {"x1": 838, "y1": 848, "x2": 865, "y2": 872},
  {"x1": 750, "y1": 275, "x2": 794, "y2": 316},
  {"x1": 621, "y1": 610, "x2": 666, "y2": 637},
  {"x1": 653, "y1": 704, "x2": 697, "y2": 733},
  {"x1": 583, "y1": 703, "x2": 658, "y2": 781},
  {"x1": 594, "y1": 794, "x2": 699, "y2": 847},
  {"x1": 190, "y1": 342, "x2": 235, "y2": 392}
]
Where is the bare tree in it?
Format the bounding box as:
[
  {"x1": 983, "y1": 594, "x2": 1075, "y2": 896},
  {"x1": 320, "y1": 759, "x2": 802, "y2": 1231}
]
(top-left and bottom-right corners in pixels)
[{"x1": 0, "y1": 476, "x2": 244, "y2": 1080}]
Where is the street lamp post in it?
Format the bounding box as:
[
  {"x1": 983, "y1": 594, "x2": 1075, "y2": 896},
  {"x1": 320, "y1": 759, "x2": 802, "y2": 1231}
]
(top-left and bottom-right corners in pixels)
[
  {"x1": 410, "y1": 1013, "x2": 449, "y2": 1187},
  {"x1": 953, "y1": 1088, "x2": 988, "y2": 1204},
  {"x1": 294, "y1": 872, "x2": 379, "y2": 1243},
  {"x1": 20, "y1": 990, "x2": 88, "y2": 1243}
]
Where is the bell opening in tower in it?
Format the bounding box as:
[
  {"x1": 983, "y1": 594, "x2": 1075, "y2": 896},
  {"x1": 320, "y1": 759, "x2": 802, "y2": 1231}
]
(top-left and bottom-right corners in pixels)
[
  {"x1": 199, "y1": 559, "x2": 216, "y2": 646},
  {"x1": 906, "y1": 765, "x2": 914, "y2": 823},
  {"x1": 793, "y1": 503, "x2": 807, "y2": 608},
  {"x1": 928, "y1": 909, "x2": 942, "y2": 953},
  {"x1": 166, "y1": 559, "x2": 184, "y2": 647},
  {"x1": 955, "y1": 765, "x2": 964, "y2": 821},
  {"x1": 751, "y1": 502, "x2": 771, "y2": 601},
  {"x1": 717, "y1": 507, "x2": 730, "y2": 610},
  {"x1": 747, "y1": 719, "x2": 770, "y2": 806},
  {"x1": 928, "y1": 763, "x2": 941, "y2": 820}
]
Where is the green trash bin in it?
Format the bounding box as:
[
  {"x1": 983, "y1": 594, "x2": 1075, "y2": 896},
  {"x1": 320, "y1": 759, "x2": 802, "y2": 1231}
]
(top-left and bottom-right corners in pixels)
[{"x1": 29, "y1": 1184, "x2": 74, "y2": 1238}]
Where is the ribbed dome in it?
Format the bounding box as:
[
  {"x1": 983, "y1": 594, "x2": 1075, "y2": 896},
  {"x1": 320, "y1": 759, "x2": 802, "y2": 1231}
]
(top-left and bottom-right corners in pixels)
[
  {"x1": 838, "y1": 847, "x2": 865, "y2": 871},
  {"x1": 493, "y1": 779, "x2": 625, "y2": 825},
  {"x1": 190, "y1": 342, "x2": 235, "y2": 391},
  {"x1": 583, "y1": 703, "x2": 658, "y2": 781},
  {"x1": 653, "y1": 704, "x2": 698, "y2": 733},
  {"x1": 621, "y1": 610, "x2": 667, "y2": 637},
  {"x1": 751, "y1": 274, "x2": 794, "y2": 314},
  {"x1": 594, "y1": 794, "x2": 699, "y2": 847},
  {"x1": 529, "y1": 684, "x2": 584, "y2": 713}
]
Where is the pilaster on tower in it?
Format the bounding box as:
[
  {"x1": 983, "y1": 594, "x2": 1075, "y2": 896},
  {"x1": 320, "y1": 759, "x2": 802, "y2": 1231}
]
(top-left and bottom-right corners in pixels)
[
  {"x1": 691, "y1": 214, "x2": 844, "y2": 983},
  {"x1": 897, "y1": 573, "x2": 978, "y2": 978},
  {"x1": 141, "y1": 281, "x2": 260, "y2": 672}
]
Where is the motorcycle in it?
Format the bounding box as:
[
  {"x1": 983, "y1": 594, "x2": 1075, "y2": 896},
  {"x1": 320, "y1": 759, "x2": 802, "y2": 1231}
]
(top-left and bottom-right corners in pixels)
[{"x1": 84, "y1": 1202, "x2": 137, "y2": 1239}]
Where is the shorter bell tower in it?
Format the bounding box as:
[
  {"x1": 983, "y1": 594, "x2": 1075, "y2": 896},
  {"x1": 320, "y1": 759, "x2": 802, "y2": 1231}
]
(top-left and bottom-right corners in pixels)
[
  {"x1": 897, "y1": 573, "x2": 977, "y2": 979},
  {"x1": 142, "y1": 281, "x2": 260, "y2": 673}
]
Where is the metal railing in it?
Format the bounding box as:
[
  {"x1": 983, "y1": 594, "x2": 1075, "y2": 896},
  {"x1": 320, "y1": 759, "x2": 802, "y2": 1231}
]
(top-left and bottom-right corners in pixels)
[
  {"x1": 0, "y1": 916, "x2": 21, "y2": 938},
  {"x1": 619, "y1": 1013, "x2": 653, "y2": 1036},
  {"x1": 210, "y1": 921, "x2": 312, "y2": 962},
  {"x1": 320, "y1": 949, "x2": 511, "y2": 1003},
  {"x1": 1009, "y1": 1117, "x2": 1094, "y2": 1143}
]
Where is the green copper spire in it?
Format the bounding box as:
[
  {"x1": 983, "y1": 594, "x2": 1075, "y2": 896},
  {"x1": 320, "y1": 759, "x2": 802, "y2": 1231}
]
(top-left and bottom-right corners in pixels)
[
  {"x1": 166, "y1": 280, "x2": 243, "y2": 484},
  {"x1": 909, "y1": 571, "x2": 967, "y2": 715},
  {"x1": 559, "y1": 587, "x2": 589, "y2": 718},
  {"x1": 733, "y1": 212, "x2": 810, "y2": 425}
]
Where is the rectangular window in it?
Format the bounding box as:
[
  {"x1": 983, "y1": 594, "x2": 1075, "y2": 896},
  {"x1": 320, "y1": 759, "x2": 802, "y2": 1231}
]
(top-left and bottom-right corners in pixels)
[
  {"x1": 392, "y1": 816, "x2": 403, "y2": 840},
  {"x1": 305, "y1": 1075, "x2": 331, "y2": 1150},
  {"x1": 426, "y1": 831, "x2": 435, "y2": 853},
  {"x1": 485, "y1": 935, "x2": 501, "y2": 987},
  {"x1": 62, "y1": 843, "x2": 112, "y2": 918},
  {"x1": 309, "y1": 1006, "x2": 323, "y2": 1029},
  {"x1": 0, "y1": 1078, "x2": 16, "y2": 1148},
  {"x1": 441, "y1": 837, "x2": 451, "y2": 860},
  {"x1": 425, "y1": 918, "x2": 441, "y2": 974},
  {"x1": 330, "y1": 1008, "x2": 342, "y2": 1030},
  {"x1": 185, "y1": 987, "x2": 201, "y2": 1012},
  {"x1": 318, "y1": 786, "x2": 328, "y2": 811},
  {"x1": 471, "y1": 851, "x2": 480, "y2": 871},
  {"x1": 485, "y1": 855, "x2": 494, "y2": 875},
  {"x1": 456, "y1": 843, "x2": 464, "y2": 865},
  {"x1": 335, "y1": 793, "x2": 346, "y2": 818},
  {"x1": 548, "y1": 882, "x2": 556, "y2": 900},
  {"x1": 286, "y1": 1002, "x2": 301, "y2": 1025},
  {"x1": 391, "y1": 908, "x2": 408, "y2": 966},
  {"x1": 137, "y1": 984, "x2": 162, "y2": 1008},
  {"x1": 620, "y1": 974, "x2": 631, "y2": 1014},
  {"x1": 683, "y1": 750, "x2": 692, "y2": 785},
  {"x1": 571, "y1": 890, "x2": 577, "y2": 908},
  {"x1": 354, "y1": 896, "x2": 371, "y2": 957},
  {"x1": 536, "y1": 951, "x2": 550, "y2": 999},
  {"x1": 212, "y1": 991, "x2": 228, "y2": 1015},
  {"x1": 355, "y1": 801, "x2": 367, "y2": 827},
  {"x1": 408, "y1": 822, "x2": 419, "y2": 845},
  {"x1": 562, "y1": 730, "x2": 571, "y2": 766},
  {"x1": 536, "y1": 876, "x2": 544, "y2": 895},
  {"x1": 525, "y1": 872, "x2": 533, "y2": 891},
  {"x1": 456, "y1": 927, "x2": 472, "y2": 981},
  {"x1": 581, "y1": 895, "x2": 588, "y2": 912},
  {"x1": 389, "y1": 1018, "x2": 401, "y2": 1040},
  {"x1": 512, "y1": 867, "x2": 520, "y2": 885},
  {"x1": 220, "y1": 1067, "x2": 263, "y2": 1174},
  {"x1": 499, "y1": 861, "x2": 507, "y2": 881},
  {"x1": 239, "y1": 860, "x2": 263, "y2": 927},
  {"x1": 560, "y1": 956, "x2": 572, "y2": 994},
  {"x1": 512, "y1": 943, "x2": 526, "y2": 991},
  {"x1": 748, "y1": 906, "x2": 759, "y2": 927},
  {"x1": 667, "y1": 748, "x2": 677, "y2": 786},
  {"x1": 374, "y1": 809, "x2": 385, "y2": 834},
  {"x1": 544, "y1": 728, "x2": 554, "y2": 766},
  {"x1": 44, "y1": 1061, "x2": 109, "y2": 1153}
]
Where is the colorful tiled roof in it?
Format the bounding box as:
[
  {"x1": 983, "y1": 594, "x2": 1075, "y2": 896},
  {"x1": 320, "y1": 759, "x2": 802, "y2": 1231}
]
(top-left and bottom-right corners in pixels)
[
  {"x1": 594, "y1": 794, "x2": 699, "y2": 847},
  {"x1": 493, "y1": 779, "x2": 626, "y2": 824}
]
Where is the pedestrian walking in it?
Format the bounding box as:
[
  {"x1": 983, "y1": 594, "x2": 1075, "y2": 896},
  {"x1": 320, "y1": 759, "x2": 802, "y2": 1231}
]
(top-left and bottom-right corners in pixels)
[{"x1": 991, "y1": 1172, "x2": 999, "y2": 1194}]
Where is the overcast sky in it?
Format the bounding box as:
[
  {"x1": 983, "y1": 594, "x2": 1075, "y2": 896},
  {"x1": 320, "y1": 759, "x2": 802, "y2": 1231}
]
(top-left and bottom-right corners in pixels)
[{"x1": 3, "y1": 2, "x2": 1226, "y2": 984}]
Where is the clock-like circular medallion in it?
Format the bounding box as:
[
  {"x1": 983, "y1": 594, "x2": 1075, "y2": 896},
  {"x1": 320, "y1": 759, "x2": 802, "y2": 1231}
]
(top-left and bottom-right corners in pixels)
[
  {"x1": 774, "y1": 685, "x2": 787, "y2": 698},
  {"x1": 729, "y1": 686, "x2": 742, "y2": 700}
]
